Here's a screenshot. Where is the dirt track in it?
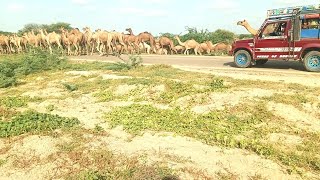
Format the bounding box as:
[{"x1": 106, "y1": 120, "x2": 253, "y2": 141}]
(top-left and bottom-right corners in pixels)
[{"x1": 71, "y1": 54, "x2": 320, "y2": 87}]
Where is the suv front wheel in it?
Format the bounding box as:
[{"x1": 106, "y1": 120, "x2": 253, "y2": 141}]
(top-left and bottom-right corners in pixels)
[
  {"x1": 303, "y1": 51, "x2": 320, "y2": 72},
  {"x1": 234, "y1": 50, "x2": 251, "y2": 68}
]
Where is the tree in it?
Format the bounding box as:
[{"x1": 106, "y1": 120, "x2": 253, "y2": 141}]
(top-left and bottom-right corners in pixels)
[
  {"x1": 0, "y1": 31, "x2": 13, "y2": 35},
  {"x1": 18, "y1": 23, "x2": 41, "y2": 35},
  {"x1": 209, "y1": 29, "x2": 236, "y2": 44},
  {"x1": 17, "y1": 22, "x2": 73, "y2": 35},
  {"x1": 238, "y1": 34, "x2": 253, "y2": 39}
]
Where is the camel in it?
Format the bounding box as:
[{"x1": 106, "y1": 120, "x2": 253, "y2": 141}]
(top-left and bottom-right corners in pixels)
[
  {"x1": 206, "y1": 41, "x2": 217, "y2": 52},
  {"x1": 156, "y1": 48, "x2": 168, "y2": 55},
  {"x1": 174, "y1": 45, "x2": 185, "y2": 54},
  {"x1": 110, "y1": 30, "x2": 126, "y2": 55},
  {"x1": 237, "y1": 20, "x2": 258, "y2": 35},
  {"x1": 70, "y1": 28, "x2": 85, "y2": 54},
  {"x1": 9, "y1": 34, "x2": 23, "y2": 53},
  {"x1": 139, "y1": 42, "x2": 151, "y2": 54},
  {"x1": 0, "y1": 35, "x2": 10, "y2": 54},
  {"x1": 38, "y1": 29, "x2": 61, "y2": 54},
  {"x1": 135, "y1": 32, "x2": 156, "y2": 54},
  {"x1": 158, "y1": 36, "x2": 176, "y2": 54},
  {"x1": 237, "y1": 19, "x2": 276, "y2": 36},
  {"x1": 60, "y1": 27, "x2": 82, "y2": 55},
  {"x1": 198, "y1": 42, "x2": 211, "y2": 54},
  {"x1": 95, "y1": 29, "x2": 113, "y2": 56},
  {"x1": 174, "y1": 36, "x2": 201, "y2": 55},
  {"x1": 83, "y1": 27, "x2": 95, "y2": 55},
  {"x1": 124, "y1": 28, "x2": 139, "y2": 52},
  {"x1": 23, "y1": 31, "x2": 40, "y2": 49}
]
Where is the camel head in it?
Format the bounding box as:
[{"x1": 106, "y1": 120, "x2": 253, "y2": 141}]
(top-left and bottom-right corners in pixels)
[{"x1": 237, "y1": 20, "x2": 248, "y2": 26}]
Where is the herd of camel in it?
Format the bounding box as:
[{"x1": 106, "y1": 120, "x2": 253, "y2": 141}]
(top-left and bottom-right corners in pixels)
[{"x1": 0, "y1": 27, "x2": 233, "y2": 56}]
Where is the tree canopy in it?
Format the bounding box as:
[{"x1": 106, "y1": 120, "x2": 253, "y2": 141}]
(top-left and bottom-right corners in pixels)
[{"x1": 17, "y1": 22, "x2": 73, "y2": 35}]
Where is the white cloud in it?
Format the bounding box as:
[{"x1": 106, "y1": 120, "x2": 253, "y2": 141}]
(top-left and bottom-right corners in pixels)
[
  {"x1": 115, "y1": 7, "x2": 167, "y2": 17},
  {"x1": 71, "y1": 0, "x2": 91, "y2": 5},
  {"x1": 209, "y1": 0, "x2": 239, "y2": 10},
  {"x1": 7, "y1": 3, "x2": 25, "y2": 12}
]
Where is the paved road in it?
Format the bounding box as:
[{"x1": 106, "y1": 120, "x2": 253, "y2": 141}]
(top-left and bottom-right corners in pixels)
[{"x1": 71, "y1": 54, "x2": 308, "y2": 73}]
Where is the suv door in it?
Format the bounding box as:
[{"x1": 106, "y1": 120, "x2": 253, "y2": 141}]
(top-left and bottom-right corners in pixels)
[{"x1": 254, "y1": 21, "x2": 289, "y2": 60}]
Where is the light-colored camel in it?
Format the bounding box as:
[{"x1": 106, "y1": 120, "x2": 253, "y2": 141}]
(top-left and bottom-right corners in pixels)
[
  {"x1": 156, "y1": 48, "x2": 168, "y2": 55},
  {"x1": 174, "y1": 45, "x2": 185, "y2": 54},
  {"x1": 139, "y1": 42, "x2": 151, "y2": 54},
  {"x1": 83, "y1": 27, "x2": 95, "y2": 55},
  {"x1": 174, "y1": 36, "x2": 201, "y2": 55},
  {"x1": 159, "y1": 36, "x2": 176, "y2": 54},
  {"x1": 237, "y1": 19, "x2": 276, "y2": 36},
  {"x1": 23, "y1": 31, "x2": 40, "y2": 49},
  {"x1": 0, "y1": 35, "x2": 11, "y2": 54},
  {"x1": 95, "y1": 29, "x2": 113, "y2": 56},
  {"x1": 206, "y1": 41, "x2": 217, "y2": 52},
  {"x1": 110, "y1": 30, "x2": 126, "y2": 54},
  {"x1": 237, "y1": 20, "x2": 258, "y2": 35}
]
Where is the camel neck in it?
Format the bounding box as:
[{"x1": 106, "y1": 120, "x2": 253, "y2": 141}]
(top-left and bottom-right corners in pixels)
[
  {"x1": 243, "y1": 24, "x2": 258, "y2": 35},
  {"x1": 176, "y1": 37, "x2": 185, "y2": 46}
]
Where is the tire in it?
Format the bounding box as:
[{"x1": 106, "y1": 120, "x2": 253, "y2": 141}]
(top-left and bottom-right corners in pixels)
[
  {"x1": 256, "y1": 59, "x2": 268, "y2": 65},
  {"x1": 234, "y1": 50, "x2": 252, "y2": 68},
  {"x1": 303, "y1": 51, "x2": 320, "y2": 72}
]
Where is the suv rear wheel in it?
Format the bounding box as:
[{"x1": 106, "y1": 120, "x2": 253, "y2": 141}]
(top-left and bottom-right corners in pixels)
[
  {"x1": 303, "y1": 51, "x2": 320, "y2": 72},
  {"x1": 234, "y1": 50, "x2": 251, "y2": 68}
]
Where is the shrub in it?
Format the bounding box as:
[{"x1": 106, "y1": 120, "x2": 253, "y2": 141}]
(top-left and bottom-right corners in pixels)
[
  {"x1": 0, "y1": 61, "x2": 17, "y2": 88},
  {"x1": 107, "y1": 55, "x2": 143, "y2": 71},
  {"x1": 0, "y1": 111, "x2": 80, "y2": 137}
]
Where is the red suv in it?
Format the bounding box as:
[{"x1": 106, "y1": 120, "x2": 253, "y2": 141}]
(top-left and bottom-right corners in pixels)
[{"x1": 230, "y1": 5, "x2": 320, "y2": 72}]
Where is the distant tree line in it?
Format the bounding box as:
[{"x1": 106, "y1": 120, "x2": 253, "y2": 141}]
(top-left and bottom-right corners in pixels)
[
  {"x1": 159, "y1": 26, "x2": 252, "y2": 45},
  {"x1": 1, "y1": 23, "x2": 252, "y2": 44},
  {"x1": 0, "y1": 22, "x2": 73, "y2": 36}
]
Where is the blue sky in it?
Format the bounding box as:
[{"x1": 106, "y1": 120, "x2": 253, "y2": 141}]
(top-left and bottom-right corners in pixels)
[{"x1": 0, "y1": 0, "x2": 317, "y2": 35}]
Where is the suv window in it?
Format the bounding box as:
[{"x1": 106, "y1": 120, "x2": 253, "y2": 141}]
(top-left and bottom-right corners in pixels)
[{"x1": 260, "y1": 22, "x2": 286, "y2": 39}]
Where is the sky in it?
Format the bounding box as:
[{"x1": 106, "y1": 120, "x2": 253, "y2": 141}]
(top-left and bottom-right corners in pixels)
[{"x1": 0, "y1": 0, "x2": 318, "y2": 35}]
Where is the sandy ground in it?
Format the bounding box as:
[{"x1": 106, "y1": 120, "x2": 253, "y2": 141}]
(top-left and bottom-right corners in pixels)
[{"x1": 1, "y1": 57, "x2": 320, "y2": 179}]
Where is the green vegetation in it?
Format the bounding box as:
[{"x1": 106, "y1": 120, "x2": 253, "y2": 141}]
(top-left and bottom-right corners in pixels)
[
  {"x1": 0, "y1": 96, "x2": 30, "y2": 108},
  {"x1": 161, "y1": 27, "x2": 236, "y2": 45},
  {"x1": 17, "y1": 22, "x2": 72, "y2": 35},
  {"x1": 104, "y1": 103, "x2": 320, "y2": 174},
  {"x1": 0, "y1": 48, "x2": 67, "y2": 88},
  {"x1": 0, "y1": 111, "x2": 79, "y2": 137}
]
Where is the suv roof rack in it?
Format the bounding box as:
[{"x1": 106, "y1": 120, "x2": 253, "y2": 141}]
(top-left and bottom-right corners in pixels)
[{"x1": 267, "y1": 4, "x2": 320, "y2": 18}]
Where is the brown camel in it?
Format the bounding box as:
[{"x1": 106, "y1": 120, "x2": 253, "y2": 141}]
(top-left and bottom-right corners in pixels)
[
  {"x1": 198, "y1": 42, "x2": 211, "y2": 54},
  {"x1": 174, "y1": 36, "x2": 201, "y2": 55},
  {"x1": 60, "y1": 27, "x2": 82, "y2": 55},
  {"x1": 135, "y1": 32, "x2": 156, "y2": 54},
  {"x1": 159, "y1": 36, "x2": 176, "y2": 54},
  {"x1": 124, "y1": 28, "x2": 139, "y2": 52},
  {"x1": 212, "y1": 42, "x2": 232, "y2": 52}
]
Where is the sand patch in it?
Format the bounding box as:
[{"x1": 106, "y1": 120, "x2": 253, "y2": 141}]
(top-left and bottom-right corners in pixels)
[{"x1": 267, "y1": 102, "x2": 320, "y2": 132}]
